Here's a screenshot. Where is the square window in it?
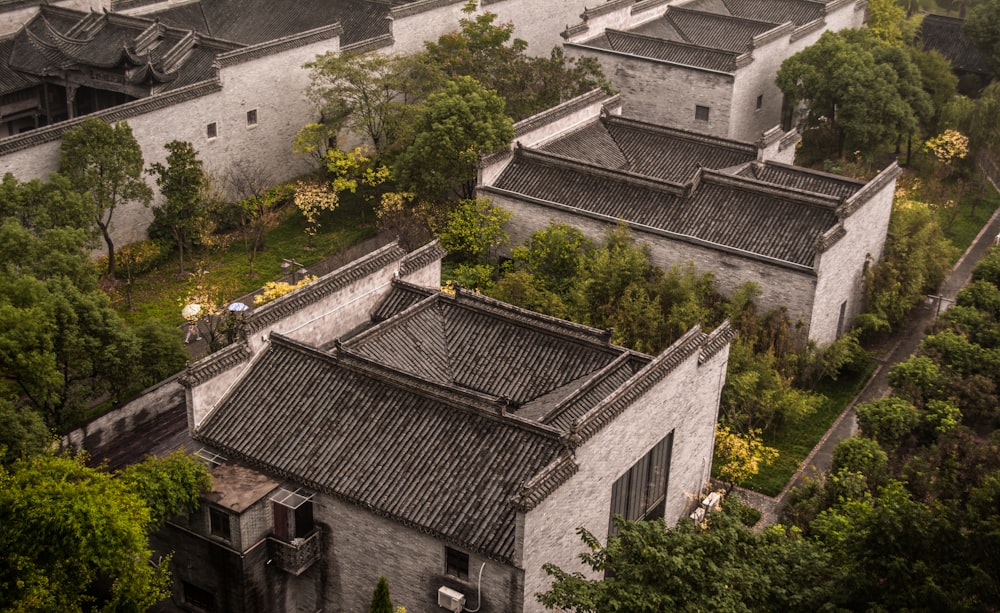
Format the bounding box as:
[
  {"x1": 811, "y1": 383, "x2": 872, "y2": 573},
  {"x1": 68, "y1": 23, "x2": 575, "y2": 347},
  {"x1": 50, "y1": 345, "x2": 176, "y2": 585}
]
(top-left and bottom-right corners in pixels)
[
  {"x1": 445, "y1": 547, "x2": 469, "y2": 579},
  {"x1": 756, "y1": 95, "x2": 763, "y2": 110},
  {"x1": 695, "y1": 105, "x2": 710, "y2": 121},
  {"x1": 209, "y1": 507, "x2": 231, "y2": 541},
  {"x1": 246, "y1": 109, "x2": 257, "y2": 126},
  {"x1": 206, "y1": 122, "x2": 217, "y2": 139},
  {"x1": 182, "y1": 581, "x2": 215, "y2": 611}
]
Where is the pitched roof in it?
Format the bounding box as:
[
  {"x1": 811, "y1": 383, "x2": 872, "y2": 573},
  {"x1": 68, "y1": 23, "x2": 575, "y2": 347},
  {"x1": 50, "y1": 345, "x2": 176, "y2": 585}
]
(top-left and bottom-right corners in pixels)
[
  {"x1": 5, "y1": 6, "x2": 234, "y2": 93},
  {"x1": 195, "y1": 334, "x2": 570, "y2": 562},
  {"x1": 736, "y1": 160, "x2": 863, "y2": 200},
  {"x1": 596, "y1": 29, "x2": 740, "y2": 72},
  {"x1": 149, "y1": 0, "x2": 392, "y2": 46},
  {"x1": 196, "y1": 285, "x2": 660, "y2": 561},
  {"x1": 346, "y1": 290, "x2": 627, "y2": 406},
  {"x1": 539, "y1": 115, "x2": 758, "y2": 183},
  {"x1": 719, "y1": 0, "x2": 826, "y2": 26},
  {"x1": 488, "y1": 149, "x2": 841, "y2": 268},
  {"x1": 919, "y1": 13, "x2": 991, "y2": 75},
  {"x1": 651, "y1": 6, "x2": 779, "y2": 52}
]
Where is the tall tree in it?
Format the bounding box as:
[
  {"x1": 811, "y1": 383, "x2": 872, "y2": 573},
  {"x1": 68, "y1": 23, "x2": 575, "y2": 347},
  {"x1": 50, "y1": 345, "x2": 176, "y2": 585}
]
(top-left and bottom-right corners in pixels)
[
  {"x1": 368, "y1": 575, "x2": 394, "y2": 613},
  {"x1": 59, "y1": 118, "x2": 152, "y2": 277},
  {"x1": 776, "y1": 29, "x2": 926, "y2": 159},
  {"x1": 304, "y1": 52, "x2": 441, "y2": 158},
  {"x1": 965, "y1": 0, "x2": 1000, "y2": 78},
  {"x1": 0, "y1": 452, "x2": 210, "y2": 612},
  {"x1": 148, "y1": 141, "x2": 208, "y2": 276},
  {"x1": 395, "y1": 76, "x2": 513, "y2": 202}
]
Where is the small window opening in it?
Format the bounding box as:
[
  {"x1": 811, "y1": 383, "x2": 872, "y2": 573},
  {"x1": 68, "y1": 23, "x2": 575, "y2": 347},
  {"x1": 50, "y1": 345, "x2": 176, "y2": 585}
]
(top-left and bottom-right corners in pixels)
[
  {"x1": 209, "y1": 507, "x2": 231, "y2": 541},
  {"x1": 206, "y1": 122, "x2": 217, "y2": 139},
  {"x1": 446, "y1": 547, "x2": 469, "y2": 579},
  {"x1": 246, "y1": 109, "x2": 257, "y2": 126},
  {"x1": 756, "y1": 95, "x2": 763, "y2": 110},
  {"x1": 695, "y1": 105, "x2": 710, "y2": 121}
]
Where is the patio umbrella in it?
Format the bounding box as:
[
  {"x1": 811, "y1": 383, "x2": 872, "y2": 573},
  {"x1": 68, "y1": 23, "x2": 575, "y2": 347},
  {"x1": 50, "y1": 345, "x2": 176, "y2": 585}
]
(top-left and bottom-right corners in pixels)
[
  {"x1": 228, "y1": 302, "x2": 249, "y2": 313},
  {"x1": 181, "y1": 303, "x2": 201, "y2": 319}
]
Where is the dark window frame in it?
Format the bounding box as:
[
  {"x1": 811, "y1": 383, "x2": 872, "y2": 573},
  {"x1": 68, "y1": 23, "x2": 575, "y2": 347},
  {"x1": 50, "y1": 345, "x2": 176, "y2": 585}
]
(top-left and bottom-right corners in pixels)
[
  {"x1": 246, "y1": 109, "x2": 258, "y2": 126},
  {"x1": 445, "y1": 546, "x2": 470, "y2": 579},
  {"x1": 756, "y1": 94, "x2": 763, "y2": 110},
  {"x1": 209, "y1": 506, "x2": 231, "y2": 541},
  {"x1": 609, "y1": 431, "x2": 674, "y2": 536},
  {"x1": 206, "y1": 122, "x2": 218, "y2": 139},
  {"x1": 695, "y1": 105, "x2": 710, "y2": 121},
  {"x1": 182, "y1": 581, "x2": 215, "y2": 611}
]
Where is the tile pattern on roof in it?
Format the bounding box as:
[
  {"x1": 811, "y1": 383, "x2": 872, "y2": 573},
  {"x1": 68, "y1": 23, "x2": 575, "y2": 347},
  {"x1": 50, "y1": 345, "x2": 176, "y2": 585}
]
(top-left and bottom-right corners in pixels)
[
  {"x1": 737, "y1": 161, "x2": 862, "y2": 200},
  {"x1": 658, "y1": 7, "x2": 779, "y2": 52},
  {"x1": 196, "y1": 336, "x2": 568, "y2": 561},
  {"x1": 150, "y1": 0, "x2": 391, "y2": 46},
  {"x1": 540, "y1": 116, "x2": 757, "y2": 182},
  {"x1": 7, "y1": 7, "x2": 231, "y2": 92},
  {"x1": 490, "y1": 151, "x2": 838, "y2": 267},
  {"x1": 919, "y1": 14, "x2": 990, "y2": 75},
  {"x1": 603, "y1": 29, "x2": 739, "y2": 72},
  {"x1": 347, "y1": 295, "x2": 624, "y2": 405},
  {"x1": 721, "y1": 0, "x2": 825, "y2": 26}
]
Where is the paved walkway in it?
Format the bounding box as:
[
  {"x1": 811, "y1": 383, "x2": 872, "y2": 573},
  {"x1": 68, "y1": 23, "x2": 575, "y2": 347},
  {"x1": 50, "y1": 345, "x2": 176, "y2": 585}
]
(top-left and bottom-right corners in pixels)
[{"x1": 734, "y1": 203, "x2": 1000, "y2": 526}]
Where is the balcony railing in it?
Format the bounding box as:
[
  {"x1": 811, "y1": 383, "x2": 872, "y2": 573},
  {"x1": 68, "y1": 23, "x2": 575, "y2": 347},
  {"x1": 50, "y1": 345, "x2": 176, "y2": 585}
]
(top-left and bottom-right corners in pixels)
[{"x1": 268, "y1": 528, "x2": 321, "y2": 575}]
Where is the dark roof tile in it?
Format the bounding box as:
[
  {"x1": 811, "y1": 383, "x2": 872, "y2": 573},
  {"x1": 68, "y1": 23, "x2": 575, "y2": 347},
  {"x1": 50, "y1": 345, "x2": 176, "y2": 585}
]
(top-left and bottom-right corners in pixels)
[{"x1": 919, "y1": 13, "x2": 990, "y2": 75}]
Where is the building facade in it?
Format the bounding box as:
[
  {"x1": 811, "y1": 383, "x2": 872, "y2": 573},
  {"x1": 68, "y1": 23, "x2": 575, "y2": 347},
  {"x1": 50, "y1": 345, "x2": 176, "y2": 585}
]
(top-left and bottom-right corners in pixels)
[{"x1": 159, "y1": 241, "x2": 733, "y2": 612}]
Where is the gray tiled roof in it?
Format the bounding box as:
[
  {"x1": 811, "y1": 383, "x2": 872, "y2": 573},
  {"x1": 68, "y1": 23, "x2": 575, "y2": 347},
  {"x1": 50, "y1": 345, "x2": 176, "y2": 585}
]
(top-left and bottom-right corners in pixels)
[
  {"x1": 0, "y1": 38, "x2": 37, "y2": 94},
  {"x1": 720, "y1": 0, "x2": 826, "y2": 26},
  {"x1": 346, "y1": 293, "x2": 625, "y2": 406},
  {"x1": 639, "y1": 7, "x2": 779, "y2": 53},
  {"x1": 6, "y1": 7, "x2": 232, "y2": 93},
  {"x1": 919, "y1": 13, "x2": 991, "y2": 75},
  {"x1": 150, "y1": 0, "x2": 391, "y2": 46},
  {"x1": 736, "y1": 161, "x2": 863, "y2": 200},
  {"x1": 600, "y1": 29, "x2": 739, "y2": 72},
  {"x1": 540, "y1": 116, "x2": 758, "y2": 183},
  {"x1": 489, "y1": 150, "x2": 840, "y2": 268},
  {"x1": 196, "y1": 334, "x2": 569, "y2": 561}
]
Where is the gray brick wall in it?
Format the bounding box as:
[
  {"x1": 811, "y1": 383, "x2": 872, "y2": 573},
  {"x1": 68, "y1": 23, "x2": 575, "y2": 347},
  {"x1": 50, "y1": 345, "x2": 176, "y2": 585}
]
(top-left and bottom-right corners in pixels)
[
  {"x1": 317, "y1": 496, "x2": 524, "y2": 613},
  {"x1": 520, "y1": 333, "x2": 730, "y2": 611},
  {"x1": 488, "y1": 191, "x2": 819, "y2": 335}
]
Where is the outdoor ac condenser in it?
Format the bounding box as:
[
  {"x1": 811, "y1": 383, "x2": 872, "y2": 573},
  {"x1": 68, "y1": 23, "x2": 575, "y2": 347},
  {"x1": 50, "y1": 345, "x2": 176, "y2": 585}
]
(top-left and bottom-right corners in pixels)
[{"x1": 437, "y1": 586, "x2": 466, "y2": 612}]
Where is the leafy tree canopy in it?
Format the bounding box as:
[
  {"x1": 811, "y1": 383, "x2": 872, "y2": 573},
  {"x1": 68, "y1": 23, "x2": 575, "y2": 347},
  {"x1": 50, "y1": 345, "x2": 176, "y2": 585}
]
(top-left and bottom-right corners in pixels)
[
  {"x1": 0, "y1": 451, "x2": 210, "y2": 612},
  {"x1": 394, "y1": 75, "x2": 513, "y2": 202},
  {"x1": 148, "y1": 141, "x2": 208, "y2": 275},
  {"x1": 59, "y1": 118, "x2": 152, "y2": 277}
]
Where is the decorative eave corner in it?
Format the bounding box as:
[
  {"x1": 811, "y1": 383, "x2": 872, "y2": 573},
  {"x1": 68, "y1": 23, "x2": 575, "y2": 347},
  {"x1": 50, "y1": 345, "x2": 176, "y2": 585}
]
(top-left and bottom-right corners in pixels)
[
  {"x1": 510, "y1": 451, "x2": 578, "y2": 512},
  {"x1": 841, "y1": 161, "x2": 901, "y2": 217},
  {"x1": 180, "y1": 342, "x2": 253, "y2": 387},
  {"x1": 815, "y1": 223, "x2": 847, "y2": 252},
  {"x1": 699, "y1": 320, "x2": 735, "y2": 365}
]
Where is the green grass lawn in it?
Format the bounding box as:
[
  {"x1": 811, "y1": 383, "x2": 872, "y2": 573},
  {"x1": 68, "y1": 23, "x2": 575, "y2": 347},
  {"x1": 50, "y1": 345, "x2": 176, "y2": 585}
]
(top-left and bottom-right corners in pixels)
[
  {"x1": 938, "y1": 186, "x2": 1000, "y2": 259},
  {"x1": 112, "y1": 195, "x2": 377, "y2": 326},
  {"x1": 739, "y1": 360, "x2": 877, "y2": 497}
]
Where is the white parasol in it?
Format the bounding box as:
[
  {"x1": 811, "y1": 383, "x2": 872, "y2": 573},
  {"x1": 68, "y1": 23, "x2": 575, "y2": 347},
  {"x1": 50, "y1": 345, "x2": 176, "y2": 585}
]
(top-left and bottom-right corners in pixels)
[
  {"x1": 228, "y1": 302, "x2": 249, "y2": 313},
  {"x1": 181, "y1": 303, "x2": 202, "y2": 319}
]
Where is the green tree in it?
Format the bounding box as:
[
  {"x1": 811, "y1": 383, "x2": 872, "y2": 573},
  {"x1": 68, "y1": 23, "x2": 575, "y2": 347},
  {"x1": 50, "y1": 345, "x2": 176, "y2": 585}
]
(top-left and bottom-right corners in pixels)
[
  {"x1": 59, "y1": 118, "x2": 152, "y2": 277},
  {"x1": 866, "y1": 0, "x2": 908, "y2": 45},
  {"x1": 118, "y1": 450, "x2": 212, "y2": 529},
  {"x1": 221, "y1": 159, "x2": 293, "y2": 278},
  {"x1": 437, "y1": 197, "x2": 511, "y2": 263},
  {"x1": 0, "y1": 397, "x2": 49, "y2": 467},
  {"x1": 855, "y1": 396, "x2": 920, "y2": 449},
  {"x1": 304, "y1": 52, "x2": 441, "y2": 158},
  {"x1": 510, "y1": 222, "x2": 592, "y2": 294},
  {"x1": 133, "y1": 319, "x2": 189, "y2": 388},
  {"x1": 777, "y1": 29, "x2": 925, "y2": 159},
  {"x1": 369, "y1": 575, "x2": 394, "y2": 613},
  {"x1": 148, "y1": 141, "x2": 208, "y2": 276},
  {"x1": 965, "y1": 0, "x2": 1000, "y2": 78},
  {"x1": 395, "y1": 76, "x2": 513, "y2": 202},
  {"x1": 0, "y1": 172, "x2": 92, "y2": 235},
  {"x1": 424, "y1": 1, "x2": 609, "y2": 121},
  {"x1": 538, "y1": 499, "x2": 840, "y2": 612},
  {"x1": 713, "y1": 424, "x2": 779, "y2": 490},
  {"x1": 0, "y1": 274, "x2": 141, "y2": 428},
  {"x1": 0, "y1": 452, "x2": 209, "y2": 612}
]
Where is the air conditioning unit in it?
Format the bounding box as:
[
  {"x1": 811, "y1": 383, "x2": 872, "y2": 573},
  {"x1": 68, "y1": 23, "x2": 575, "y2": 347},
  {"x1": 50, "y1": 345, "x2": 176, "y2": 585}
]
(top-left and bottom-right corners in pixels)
[
  {"x1": 702, "y1": 491, "x2": 722, "y2": 512},
  {"x1": 437, "y1": 586, "x2": 466, "y2": 612}
]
